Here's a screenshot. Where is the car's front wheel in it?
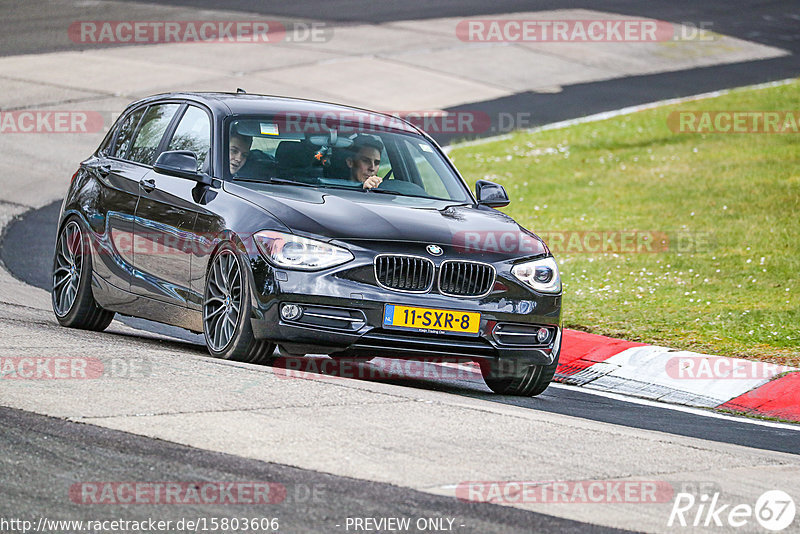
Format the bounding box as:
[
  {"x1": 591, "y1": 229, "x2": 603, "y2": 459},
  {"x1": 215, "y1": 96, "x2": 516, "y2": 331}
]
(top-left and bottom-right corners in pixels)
[
  {"x1": 52, "y1": 218, "x2": 115, "y2": 331},
  {"x1": 479, "y1": 353, "x2": 559, "y2": 396},
  {"x1": 203, "y1": 243, "x2": 276, "y2": 364}
]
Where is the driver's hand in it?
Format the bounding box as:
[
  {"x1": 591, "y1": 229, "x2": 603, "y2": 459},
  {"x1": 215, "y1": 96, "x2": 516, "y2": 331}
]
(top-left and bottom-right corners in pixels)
[{"x1": 362, "y1": 175, "x2": 382, "y2": 190}]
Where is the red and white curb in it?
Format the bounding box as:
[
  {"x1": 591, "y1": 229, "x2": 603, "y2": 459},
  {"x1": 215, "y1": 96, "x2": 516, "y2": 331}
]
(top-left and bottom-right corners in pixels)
[{"x1": 557, "y1": 330, "x2": 800, "y2": 423}]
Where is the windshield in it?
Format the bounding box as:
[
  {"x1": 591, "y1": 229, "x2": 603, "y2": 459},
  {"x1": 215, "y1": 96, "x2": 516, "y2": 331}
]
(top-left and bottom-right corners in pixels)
[{"x1": 225, "y1": 114, "x2": 471, "y2": 203}]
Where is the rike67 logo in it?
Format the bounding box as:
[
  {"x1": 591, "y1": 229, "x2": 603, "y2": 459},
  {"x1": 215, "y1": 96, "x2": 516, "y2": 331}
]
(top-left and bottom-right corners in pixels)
[{"x1": 668, "y1": 490, "x2": 796, "y2": 531}]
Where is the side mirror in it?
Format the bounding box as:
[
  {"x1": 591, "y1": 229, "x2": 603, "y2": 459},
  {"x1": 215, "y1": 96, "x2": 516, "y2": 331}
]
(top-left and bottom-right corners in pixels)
[
  {"x1": 476, "y1": 179, "x2": 510, "y2": 208},
  {"x1": 154, "y1": 151, "x2": 212, "y2": 186}
]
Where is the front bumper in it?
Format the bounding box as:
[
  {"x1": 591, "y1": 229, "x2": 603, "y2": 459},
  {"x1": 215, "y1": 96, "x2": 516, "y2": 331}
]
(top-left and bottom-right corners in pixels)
[{"x1": 248, "y1": 253, "x2": 562, "y2": 365}]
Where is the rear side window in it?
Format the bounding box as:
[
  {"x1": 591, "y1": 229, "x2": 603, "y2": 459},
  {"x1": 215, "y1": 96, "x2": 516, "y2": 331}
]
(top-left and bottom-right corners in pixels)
[
  {"x1": 167, "y1": 105, "x2": 211, "y2": 170},
  {"x1": 128, "y1": 103, "x2": 180, "y2": 165},
  {"x1": 112, "y1": 107, "x2": 145, "y2": 159}
]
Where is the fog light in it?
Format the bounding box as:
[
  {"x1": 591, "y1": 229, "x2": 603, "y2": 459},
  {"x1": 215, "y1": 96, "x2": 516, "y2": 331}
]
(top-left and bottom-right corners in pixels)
[
  {"x1": 537, "y1": 327, "x2": 551, "y2": 344},
  {"x1": 281, "y1": 304, "x2": 303, "y2": 321}
]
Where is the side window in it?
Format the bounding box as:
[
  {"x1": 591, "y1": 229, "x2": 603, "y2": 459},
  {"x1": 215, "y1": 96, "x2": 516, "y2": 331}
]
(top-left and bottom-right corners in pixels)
[
  {"x1": 112, "y1": 107, "x2": 145, "y2": 159},
  {"x1": 96, "y1": 122, "x2": 115, "y2": 156},
  {"x1": 128, "y1": 103, "x2": 180, "y2": 165},
  {"x1": 167, "y1": 106, "x2": 211, "y2": 170}
]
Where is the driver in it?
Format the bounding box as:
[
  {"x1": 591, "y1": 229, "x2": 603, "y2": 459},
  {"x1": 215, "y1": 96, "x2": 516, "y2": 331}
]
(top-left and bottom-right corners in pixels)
[
  {"x1": 229, "y1": 132, "x2": 252, "y2": 176},
  {"x1": 346, "y1": 135, "x2": 384, "y2": 190}
]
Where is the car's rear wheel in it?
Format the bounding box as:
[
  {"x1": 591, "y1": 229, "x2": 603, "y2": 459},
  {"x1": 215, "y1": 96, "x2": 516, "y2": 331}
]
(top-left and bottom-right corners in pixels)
[
  {"x1": 52, "y1": 218, "x2": 115, "y2": 331},
  {"x1": 203, "y1": 244, "x2": 276, "y2": 364},
  {"x1": 480, "y1": 353, "x2": 559, "y2": 396}
]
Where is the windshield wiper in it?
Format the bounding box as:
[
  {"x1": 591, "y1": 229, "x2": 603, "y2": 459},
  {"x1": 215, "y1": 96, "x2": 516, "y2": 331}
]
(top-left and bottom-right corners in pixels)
[
  {"x1": 366, "y1": 188, "x2": 402, "y2": 195},
  {"x1": 368, "y1": 188, "x2": 441, "y2": 200},
  {"x1": 234, "y1": 177, "x2": 317, "y2": 187}
]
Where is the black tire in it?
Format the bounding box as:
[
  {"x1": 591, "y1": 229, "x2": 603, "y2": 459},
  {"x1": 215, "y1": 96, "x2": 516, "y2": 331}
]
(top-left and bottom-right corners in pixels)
[
  {"x1": 480, "y1": 351, "x2": 560, "y2": 396},
  {"x1": 203, "y1": 242, "x2": 276, "y2": 364},
  {"x1": 51, "y1": 217, "x2": 115, "y2": 331}
]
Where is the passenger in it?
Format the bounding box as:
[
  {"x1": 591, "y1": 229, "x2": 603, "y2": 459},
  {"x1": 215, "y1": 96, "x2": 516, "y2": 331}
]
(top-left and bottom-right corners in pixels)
[
  {"x1": 346, "y1": 135, "x2": 384, "y2": 190},
  {"x1": 229, "y1": 132, "x2": 252, "y2": 176}
]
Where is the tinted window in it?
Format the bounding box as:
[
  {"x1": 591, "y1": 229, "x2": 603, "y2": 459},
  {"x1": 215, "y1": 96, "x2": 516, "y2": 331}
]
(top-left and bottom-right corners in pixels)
[
  {"x1": 96, "y1": 122, "x2": 115, "y2": 156},
  {"x1": 167, "y1": 105, "x2": 211, "y2": 170},
  {"x1": 128, "y1": 104, "x2": 180, "y2": 165},
  {"x1": 112, "y1": 107, "x2": 145, "y2": 159}
]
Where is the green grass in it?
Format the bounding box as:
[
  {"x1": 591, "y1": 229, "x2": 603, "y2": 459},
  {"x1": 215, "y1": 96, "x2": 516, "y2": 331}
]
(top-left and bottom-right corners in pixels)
[{"x1": 449, "y1": 80, "x2": 800, "y2": 364}]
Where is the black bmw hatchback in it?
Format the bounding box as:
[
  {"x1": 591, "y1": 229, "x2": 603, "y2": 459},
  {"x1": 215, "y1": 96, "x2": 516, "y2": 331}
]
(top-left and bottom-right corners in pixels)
[{"x1": 52, "y1": 92, "x2": 562, "y2": 396}]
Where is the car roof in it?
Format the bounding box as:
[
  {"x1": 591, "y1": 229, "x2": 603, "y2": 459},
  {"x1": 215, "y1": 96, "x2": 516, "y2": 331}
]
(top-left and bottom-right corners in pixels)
[{"x1": 132, "y1": 91, "x2": 424, "y2": 136}]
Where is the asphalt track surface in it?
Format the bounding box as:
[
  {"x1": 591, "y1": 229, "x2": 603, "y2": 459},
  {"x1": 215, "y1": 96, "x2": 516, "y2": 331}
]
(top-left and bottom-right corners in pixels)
[
  {"x1": 3, "y1": 1, "x2": 800, "y2": 144},
  {"x1": 2, "y1": 2, "x2": 800, "y2": 532},
  {"x1": 5, "y1": 1, "x2": 800, "y2": 51},
  {"x1": 4, "y1": 0, "x2": 796, "y2": 244},
  {"x1": 1, "y1": 406, "x2": 627, "y2": 534}
]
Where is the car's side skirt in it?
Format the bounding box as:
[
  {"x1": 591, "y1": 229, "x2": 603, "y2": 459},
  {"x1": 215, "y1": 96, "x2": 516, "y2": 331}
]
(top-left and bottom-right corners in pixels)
[{"x1": 92, "y1": 274, "x2": 202, "y2": 333}]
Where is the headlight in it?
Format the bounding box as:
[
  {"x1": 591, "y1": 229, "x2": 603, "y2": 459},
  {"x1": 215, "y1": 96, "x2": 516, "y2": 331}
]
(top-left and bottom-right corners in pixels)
[
  {"x1": 253, "y1": 231, "x2": 353, "y2": 271},
  {"x1": 511, "y1": 256, "x2": 561, "y2": 294}
]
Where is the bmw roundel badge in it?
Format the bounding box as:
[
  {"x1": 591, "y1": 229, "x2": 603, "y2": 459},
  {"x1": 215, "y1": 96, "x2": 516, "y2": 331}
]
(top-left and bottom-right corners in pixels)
[{"x1": 426, "y1": 244, "x2": 443, "y2": 256}]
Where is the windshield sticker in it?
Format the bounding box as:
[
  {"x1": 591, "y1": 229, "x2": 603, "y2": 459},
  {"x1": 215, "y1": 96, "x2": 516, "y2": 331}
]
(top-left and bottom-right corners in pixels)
[
  {"x1": 260, "y1": 122, "x2": 279, "y2": 136},
  {"x1": 419, "y1": 143, "x2": 434, "y2": 153}
]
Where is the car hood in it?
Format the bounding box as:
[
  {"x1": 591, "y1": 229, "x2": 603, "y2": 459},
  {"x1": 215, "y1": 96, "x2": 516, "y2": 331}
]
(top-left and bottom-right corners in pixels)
[{"x1": 225, "y1": 182, "x2": 548, "y2": 258}]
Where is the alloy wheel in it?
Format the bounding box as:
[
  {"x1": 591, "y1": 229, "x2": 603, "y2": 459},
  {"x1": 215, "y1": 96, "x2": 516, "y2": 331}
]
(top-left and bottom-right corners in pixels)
[
  {"x1": 203, "y1": 250, "x2": 243, "y2": 352},
  {"x1": 52, "y1": 221, "x2": 84, "y2": 317}
]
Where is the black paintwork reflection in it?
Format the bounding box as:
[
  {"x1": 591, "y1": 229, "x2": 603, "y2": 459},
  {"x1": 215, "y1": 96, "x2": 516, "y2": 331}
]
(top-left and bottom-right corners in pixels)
[
  {"x1": 132, "y1": 171, "x2": 199, "y2": 306},
  {"x1": 79, "y1": 158, "x2": 147, "y2": 291}
]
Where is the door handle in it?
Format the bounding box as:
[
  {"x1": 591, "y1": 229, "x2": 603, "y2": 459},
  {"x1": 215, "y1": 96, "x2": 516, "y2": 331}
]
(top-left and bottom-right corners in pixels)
[{"x1": 139, "y1": 178, "x2": 156, "y2": 192}]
